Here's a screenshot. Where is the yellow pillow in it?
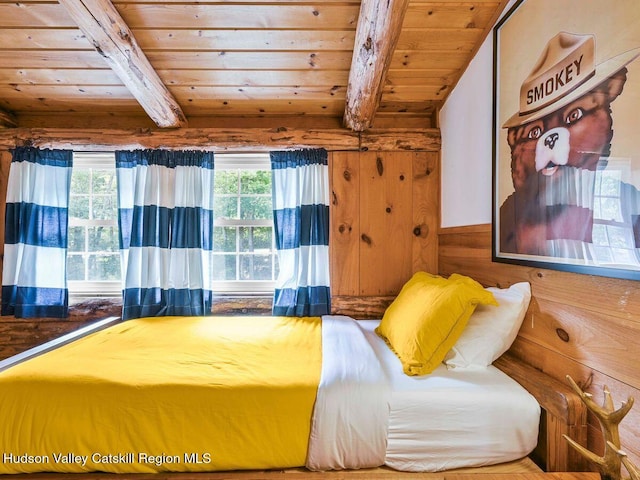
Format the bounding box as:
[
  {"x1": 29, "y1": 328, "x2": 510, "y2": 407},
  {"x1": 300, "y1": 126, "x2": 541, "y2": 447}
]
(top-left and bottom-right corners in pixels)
[{"x1": 376, "y1": 272, "x2": 498, "y2": 376}]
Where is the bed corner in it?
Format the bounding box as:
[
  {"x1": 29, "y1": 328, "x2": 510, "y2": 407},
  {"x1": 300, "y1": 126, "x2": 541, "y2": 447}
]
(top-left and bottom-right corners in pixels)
[{"x1": 494, "y1": 352, "x2": 589, "y2": 473}]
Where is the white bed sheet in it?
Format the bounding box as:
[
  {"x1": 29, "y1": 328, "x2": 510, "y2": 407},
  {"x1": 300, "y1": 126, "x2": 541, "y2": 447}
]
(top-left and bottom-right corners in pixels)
[{"x1": 359, "y1": 319, "x2": 541, "y2": 472}]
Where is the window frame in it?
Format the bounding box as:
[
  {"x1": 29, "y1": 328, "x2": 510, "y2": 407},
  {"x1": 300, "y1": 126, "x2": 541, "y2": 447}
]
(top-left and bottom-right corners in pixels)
[
  {"x1": 213, "y1": 153, "x2": 277, "y2": 294},
  {"x1": 67, "y1": 152, "x2": 122, "y2": 299},
  {"x1": 67, "y1": 152, "x2": 276, "y2": 298}
]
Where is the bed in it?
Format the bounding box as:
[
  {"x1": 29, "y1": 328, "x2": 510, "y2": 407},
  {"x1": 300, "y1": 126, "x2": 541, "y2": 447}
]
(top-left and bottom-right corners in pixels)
[{"x1": 0, "y1": 277, "x2": 587, "y2": 476}]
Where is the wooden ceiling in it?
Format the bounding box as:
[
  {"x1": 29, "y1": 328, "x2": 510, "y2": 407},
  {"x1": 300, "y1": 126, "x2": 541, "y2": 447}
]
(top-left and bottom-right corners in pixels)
[{"x1": 0, "y1": 0, "x2": 508, "y2": 131}]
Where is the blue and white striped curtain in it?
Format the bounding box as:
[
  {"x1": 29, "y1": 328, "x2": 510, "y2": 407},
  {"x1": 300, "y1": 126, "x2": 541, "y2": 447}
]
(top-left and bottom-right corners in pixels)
[
  {"x1": 116, "y1": 150, "x2": 214, "y2": 320},
  {"x1": 271, "y1": 149, "x2": 330, "y2": 316},
  {"x1": 2, "y1": 147, "x2": 72, "y2": 318}
]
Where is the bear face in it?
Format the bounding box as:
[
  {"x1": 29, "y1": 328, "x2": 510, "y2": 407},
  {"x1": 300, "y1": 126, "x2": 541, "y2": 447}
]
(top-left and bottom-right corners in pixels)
[
  {"x1": 499, "y1": 68, "x2": 628, "y2": 255},
  {"x1": 506, "y1": 68, "x2": 627, "y2": 193}
]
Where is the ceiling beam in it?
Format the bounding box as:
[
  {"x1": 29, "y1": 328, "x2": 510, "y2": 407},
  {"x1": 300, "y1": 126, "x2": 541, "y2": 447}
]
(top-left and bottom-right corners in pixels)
[
  {"x1": 0, "y1": 127, "x2": 440, "y2": 152},
  {"x1": 57, "y1": 0, "x2": 187, "y2": 128},
  {"x1": 343, "y1": 0, "x2": 409, "y2": 132},
  {"x1": 0, "y1": 108, "x2": 17, "y2": 128}
]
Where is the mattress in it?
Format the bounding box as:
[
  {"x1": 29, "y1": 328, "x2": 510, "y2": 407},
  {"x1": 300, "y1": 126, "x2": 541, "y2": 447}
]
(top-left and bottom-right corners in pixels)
[{"x1": 359, "y1": 319, "x2": 541, "y2": 472}]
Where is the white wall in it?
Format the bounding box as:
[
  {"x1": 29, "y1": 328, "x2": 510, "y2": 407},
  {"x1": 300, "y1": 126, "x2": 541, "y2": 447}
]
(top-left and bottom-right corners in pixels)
[
  {"x1": 439, "y1": 1, "x2": 516, "y2": 228},
  {"x1": 439, "y1": 37, "x2": 494, "y2": 228}
]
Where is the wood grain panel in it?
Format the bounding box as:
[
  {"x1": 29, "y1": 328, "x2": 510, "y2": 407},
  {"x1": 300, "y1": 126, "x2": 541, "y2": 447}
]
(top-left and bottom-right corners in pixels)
[
  {"x1": 390, "y1": 50, "x2": 474, "y2": 70},
  {"x1": 438, "y1": 224, "x2": 640, "y2": 468},
  {"x1": 133, "y1": 30, "x2": 356, "y2": 51},
  {"x1": 0, "y1": 51, "x2": 109, "y2": 69},
  {"x1": 0, "y1": 3, "x2": 75, "y2": 27},
  {"x1": 0, "y1": 69, "x2": 123, "y2": 86},
  {"x1": 397, "y1": 28, "x2": 483, "y2": 52},
  {"x1": 156, "y1": 70, "x2": 350, "y2": 88},
  {"x1": 403, "y1": 3, "x2": 502, "y2": 29},
  {"x1": 359, "y1": 152, "x2": 413, "y2": 295},
  {"x1": 376, "y1": 101, "x2": 438, "y2": 115},
  {"x1": 0, "y1": 3, "x2": 361, "y2": 29},
  {"x1": 518, "y1": 298, "x2": 640, "y2": 388},
  {"x1": 0, "y1": 68, "x2": 349, "y2": 88},
  {"x1": 510, "y1": 337, "x2": 640, "y2": 464},
  {"x1": 0, "y1": 51, "x2": 353, "y2": 70},
  {"x1": 115, "y1": 4, "x2": 360, "y2": 29},
  {"x1": 329, "y1": 151, "x2": 360, "y2": 296},
  {"x1": 14, "y1": 114, "x2": 346, "y2": 130},
  {"x1": 412, "y1": 152, "x2": 439, "y2": 274},
  {"x1": 0, "y1": 85, "x2": 135, "y2": 99},
  {"x1": 381, "y1": 85, "x2": 452, "y2": 101},
  {"x1": 386, "y1": 69, "x2": 459, "y2": 86},
  {"x1": 181, "y1": 99, "x2": 346, "y2": 116},
  {"x1": 148, "y1": 52, "x2": 353, "y2": 70},
  {"x1": 0, "y1": 28, "x2": 356, "y2": 52},
  {"x1": 1, "y1": 98, "x2": 346, "y2": 117},
  {"x1": 0, "y1": 28, "x2": 91, "y2": 49},
  {"x1": 0, "y1": 98, "x2": 146, "y2": 114},
  {"x1": 0, "y1": 462, "x2": 559, "y2": 480},
  {"x1": 169, "y1": 86, "x2": 347, "y2": 101}
]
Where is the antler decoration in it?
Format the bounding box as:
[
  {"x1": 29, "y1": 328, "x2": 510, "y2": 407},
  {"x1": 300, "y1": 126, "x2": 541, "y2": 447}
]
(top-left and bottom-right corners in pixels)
[
  {"x1": 562, "y1": 375, "x2": 635, "y2": 480},
  {"x1": 607, "y1": 442, "x2": 640, "y2": 480}
]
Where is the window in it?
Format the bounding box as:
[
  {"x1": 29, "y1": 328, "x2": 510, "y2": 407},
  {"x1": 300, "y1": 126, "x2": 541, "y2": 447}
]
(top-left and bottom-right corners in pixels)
[
  {"x1": 66, "y1": 152, "x2": 276, "y2": 297},
  {"x1": 213, "y1": 154, "x2": 278, "y2": 293},
  {"x1": 68, "y1": 153, "x2": 121, "y2": 297},
  {"x1": 592, "y1": 158, "x2": 640, "y2": 267}
]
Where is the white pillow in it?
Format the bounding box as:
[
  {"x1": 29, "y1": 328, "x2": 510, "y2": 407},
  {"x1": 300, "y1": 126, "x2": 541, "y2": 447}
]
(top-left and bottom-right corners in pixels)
[{"x1": 444, "y1": 282, "x2": 531, "y2": 368}]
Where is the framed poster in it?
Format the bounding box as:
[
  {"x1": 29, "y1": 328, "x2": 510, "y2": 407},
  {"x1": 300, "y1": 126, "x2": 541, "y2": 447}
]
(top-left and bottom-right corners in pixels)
[{"x1": 492, "y1": 0, "x2": 640, "y2": 280}]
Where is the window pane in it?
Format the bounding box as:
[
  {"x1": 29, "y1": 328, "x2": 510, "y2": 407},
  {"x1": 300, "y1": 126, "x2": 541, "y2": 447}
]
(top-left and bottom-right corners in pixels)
[
  {"x1": 239, "y1": 254, "x2": 273, "y2": 280},
  {"x1": 601, "y1": 170, "x2": 622, "y2": 195},
  {"x1": 611, "y1": 248, "x2": 638, "y2": 266},
  {"x1": 599, "y1": 198, "x2": 623, "y2": 222},
  {"x1": 593, "y1": 246, "x2": 614, "y2": 263},
  {"x1": 214, "y1": 196, "x2": 238, "y2": 219},
  {"x1": 71, "y1": 171, "x2": 90, "y2": 194},
  {"x1": 88, "y1": 226, "x2": 119, "y2": 252},
  {"x1": 214, "y1": 226, "x2": 237, "y2": 252},
  {"x1": 67, "y1": 254, "x2": 85, "y2": 281},
  {"x1": 212, "y1": 157, "x2": 276, "y2": 291},
  {"x1": 212, "y1": 254, "x2": 237, "y2": 280},
  {"x1": 69, "y1": 195, "x2": 89, "y2": 219},
  {"x1": 214, "y1": 171, "x2": 239, "y2": 194},
  {"x1": 92, "y1": 170, "x2": 117, "y2": 194},
  {"x1": 88, "y1": 254, "x2": 121, "y2": 281},
  {"x1": 607, "y1": 225, "x2": 634, "y2": 249},
  {"x1": 68, "y1": 226, "x2": 86, "y2": 252},
  {"x1": 68, "y1": 154, "x2": 121, "y2": 294},
  {"x1": 240, "y1": 197, "x2": 272, "y2": 220},
  {"x1": 592, "y1": 224, "x2": 608, "y2": 246},
  {"x1": 239, "y1": 226, "x2": 273, "y2": 251},
  {"x1": 92, "y1": 195, "x2": 118, "y2": 220},
  {"x1": 240, "y1": 170, "x2": 271, "y2": 194}
]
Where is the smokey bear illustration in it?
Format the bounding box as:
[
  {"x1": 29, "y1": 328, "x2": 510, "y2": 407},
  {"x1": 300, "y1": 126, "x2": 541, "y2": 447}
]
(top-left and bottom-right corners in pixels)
[{"x1": 499, "y1": 32, "x2": 640, "y2": 259}]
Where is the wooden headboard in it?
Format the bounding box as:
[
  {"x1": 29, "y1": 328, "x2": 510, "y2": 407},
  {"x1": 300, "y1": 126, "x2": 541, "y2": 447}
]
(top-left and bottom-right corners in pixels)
[{"x1": 495, "y1": 352, "x2": 588, "y2": 472}]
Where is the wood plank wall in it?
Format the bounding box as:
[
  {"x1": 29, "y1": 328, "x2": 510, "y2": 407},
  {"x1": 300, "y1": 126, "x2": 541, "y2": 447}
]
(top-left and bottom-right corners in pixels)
[
  {"x1": 438, "y1": 224, "x2": 640, "y2": 470},
  {"x1": 330, "y1": 150, "x2": 439, "y2": 317}
]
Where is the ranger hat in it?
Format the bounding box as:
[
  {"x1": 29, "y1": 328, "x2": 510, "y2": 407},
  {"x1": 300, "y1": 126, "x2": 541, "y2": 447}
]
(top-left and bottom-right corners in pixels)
[{"x1": 502, "y1": 31, "x2": 640, "y2": 128}]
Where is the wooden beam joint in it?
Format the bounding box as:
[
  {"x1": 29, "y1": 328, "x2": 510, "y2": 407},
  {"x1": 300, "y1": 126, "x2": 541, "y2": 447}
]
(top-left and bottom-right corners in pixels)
[{"x1": 57, "y1": 0, "x2": 187, "y2": 129}]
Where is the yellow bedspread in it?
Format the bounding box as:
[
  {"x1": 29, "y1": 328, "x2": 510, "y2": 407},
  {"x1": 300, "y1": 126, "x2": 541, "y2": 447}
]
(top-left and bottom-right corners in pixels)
[{"x1": 0, "y1": 315, "x2": 322, "y2": 474}]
